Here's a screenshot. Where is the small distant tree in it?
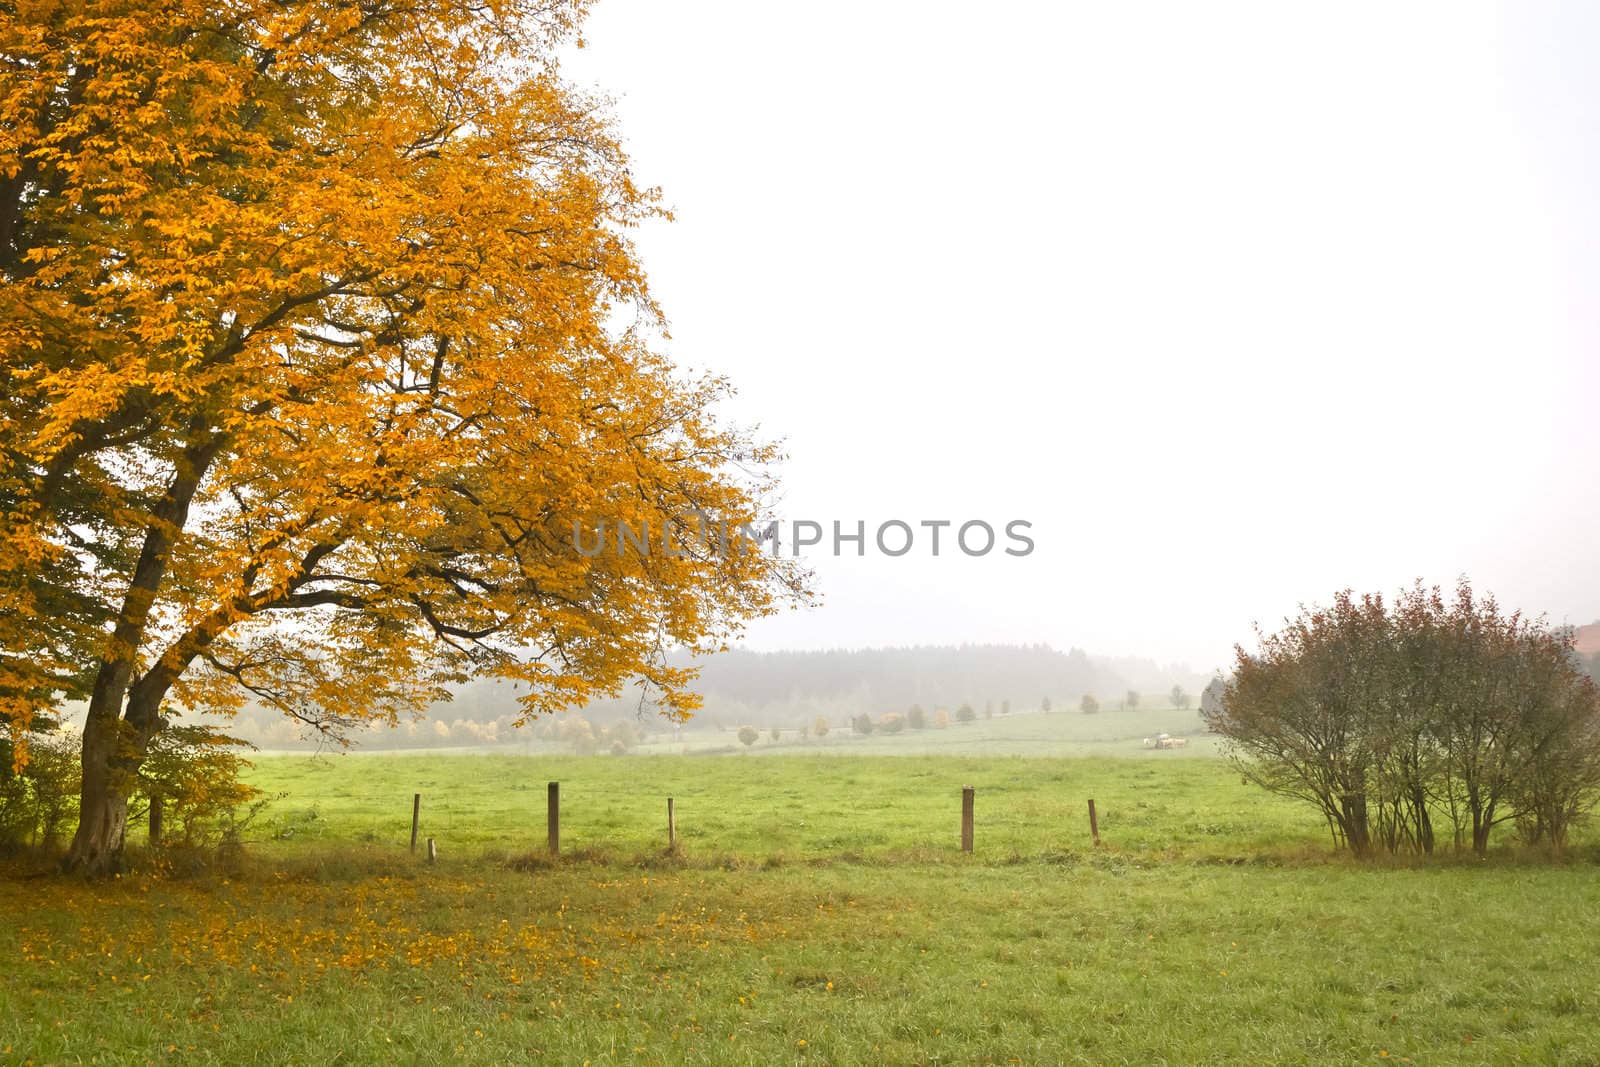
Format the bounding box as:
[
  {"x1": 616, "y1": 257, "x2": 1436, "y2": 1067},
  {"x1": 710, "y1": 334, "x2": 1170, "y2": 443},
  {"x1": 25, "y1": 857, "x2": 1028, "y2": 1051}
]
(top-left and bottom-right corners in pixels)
[
  {"x1": 769, "y1": 726, "x2": 782, "y2": 742},
  {"x1": 798, "y1": 722, "x2": 811, "y2": 739},
  {"x1": 1080, "y1": 694, "x2": 1100, "y2": 714},
  {"x1": 853, "y1": 714, "x2": 875, "y2": 737},
  {"x1": 136, "y1": 723, "x2": 260, "y2": 848},
  {"x1": 1170, "y1": 685, "x2": 1190, "y2": 710},
  {"x1": 956, "y1": 703, "x2": 976, "y2": 724},
  {"x1": 600, "y1": 721, "x2": 637, "y2": 754},
  {"x1": 934, "y1": 709, "x2": 951, "y2": 728},
  {"x1": 984, "y1": 702, "x2": 994, "y2": 720},
  {"x1": 559, "y1": 716, "x2": 600, "y2": 755},
  {"x1": 813, "y1": 716, "x2": 831, "y2": 738},
  {"x1": 1041, "y1": 697, "x2": 1052, "y2": 714},
  {"x1": 907, "y1": 705, "x2": 927, "y2": 729},
  {"x1": 1001, "y1": 700, "x2": 1011, "y2": 716},
  {"x1": 1125, "y1": 691, "x2": 1141, "y2": 711},
  {"x1": 880, "y1": 712, "x2": 906, "y2": 734},
  {"x1": 737, "y1": 726, "x2": 759, "y2": 749}
]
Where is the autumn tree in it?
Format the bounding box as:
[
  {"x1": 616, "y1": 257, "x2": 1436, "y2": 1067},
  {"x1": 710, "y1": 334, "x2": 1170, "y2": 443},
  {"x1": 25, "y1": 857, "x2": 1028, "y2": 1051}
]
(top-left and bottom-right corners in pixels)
[
  {"x1": 0, "y1": 0, "x2": 802, "y2": 873},
  {"x1": 737, "y1": 726, "x2": 759, "y2": 749},
  {"x1": 1080, "y1": 694, "x2": 1099, "y2": 714},
  {"x1": 812, "y1": 716, "x2": 830, "y2": 738}
]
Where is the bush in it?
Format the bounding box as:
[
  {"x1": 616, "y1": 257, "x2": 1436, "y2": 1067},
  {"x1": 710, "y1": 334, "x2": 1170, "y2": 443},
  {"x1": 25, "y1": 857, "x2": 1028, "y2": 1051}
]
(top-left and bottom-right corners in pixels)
[
  {"x1": 737, "y1": 725, "x2": 759, "y2": 748},
  {"x1": 955, "y1": 704, "x2": 976, "y2": 724},
  {"x1": 136, "y1": 724, "x2": 261, "y2": 849},
  {"x1": 1210, "y1": 581, "x2": 1600, "y2": 856},
  {"x1": 1080, "y1": 695, "x2": 1100, "y2": 714},
  {"x1": 1, "y1": 721, "x2": 262, "y2": 856},
  {"x1": 879, "y1": 713, "x2": 905, "y2": 734},
  {"x1": 0, "y1": 730, "x2": 81, "y2": 850}
]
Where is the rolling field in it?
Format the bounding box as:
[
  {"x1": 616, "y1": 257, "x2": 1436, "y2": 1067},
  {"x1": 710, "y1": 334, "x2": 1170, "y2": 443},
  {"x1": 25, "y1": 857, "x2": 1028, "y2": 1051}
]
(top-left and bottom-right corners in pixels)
[{"x1": 4, "y1": 748, "x2": 1600, "y2": 1065}]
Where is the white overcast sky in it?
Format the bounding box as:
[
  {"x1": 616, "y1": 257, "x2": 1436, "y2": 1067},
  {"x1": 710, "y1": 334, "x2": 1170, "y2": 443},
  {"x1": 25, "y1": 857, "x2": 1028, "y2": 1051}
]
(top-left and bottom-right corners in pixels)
[{"x1": 563, "y1": 2, "x2": 1599, "y2": 672}]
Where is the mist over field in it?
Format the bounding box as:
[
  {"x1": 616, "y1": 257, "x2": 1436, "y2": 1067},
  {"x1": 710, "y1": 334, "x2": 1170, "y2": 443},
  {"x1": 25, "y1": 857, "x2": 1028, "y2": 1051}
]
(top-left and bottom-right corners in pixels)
[{"x1": 226, "y1": 644, "x2": 1214, "y2": 751}]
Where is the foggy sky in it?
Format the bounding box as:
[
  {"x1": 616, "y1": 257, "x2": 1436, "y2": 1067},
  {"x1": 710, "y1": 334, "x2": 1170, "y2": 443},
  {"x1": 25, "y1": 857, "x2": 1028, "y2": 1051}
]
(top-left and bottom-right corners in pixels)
[{"x1": 563, "y1": 2, "x2": 1600, "y2": 672}]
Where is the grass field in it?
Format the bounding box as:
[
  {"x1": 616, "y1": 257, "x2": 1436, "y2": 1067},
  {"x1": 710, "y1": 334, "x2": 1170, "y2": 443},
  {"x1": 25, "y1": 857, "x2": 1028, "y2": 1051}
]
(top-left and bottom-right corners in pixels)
[
  {"x1": 242, "y1": 752, "x2": 1313, "y2": 862},
  {"x1": 4, "y1": 749, "x2": 1600, "y2": 1065}
]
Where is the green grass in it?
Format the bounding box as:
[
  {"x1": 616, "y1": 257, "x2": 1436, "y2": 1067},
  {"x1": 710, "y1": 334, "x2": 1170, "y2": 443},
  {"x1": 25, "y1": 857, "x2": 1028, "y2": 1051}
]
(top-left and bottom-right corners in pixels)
[
  {"x1": 4, "y1": 753, "x2": 1599, "y2": 1065},
  {"x1": 241, "y1": 752, "x2": 1315, "y2": 861}
]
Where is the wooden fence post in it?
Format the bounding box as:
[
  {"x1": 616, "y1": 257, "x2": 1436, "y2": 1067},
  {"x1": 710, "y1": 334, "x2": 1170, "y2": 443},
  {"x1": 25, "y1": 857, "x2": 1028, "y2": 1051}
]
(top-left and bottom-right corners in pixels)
[
  {"x1": 427, "y1": 837, "x2": 437, "y2": 864},
  {"x1": 410, "y1": 793, "x2": 421, "y2": 854},
  {"x1": 1088, "y1": 798, "x2": 1100, "y2": 846},
  {"x1": 667, "y1": 797, "x2": 677, "y2": 853},
  {"x1": 547, "y1": 781, "x2": 560, "y2": 856},
  {"x1": 961, "y1": 785, "x2": 975, "y2": 853}
]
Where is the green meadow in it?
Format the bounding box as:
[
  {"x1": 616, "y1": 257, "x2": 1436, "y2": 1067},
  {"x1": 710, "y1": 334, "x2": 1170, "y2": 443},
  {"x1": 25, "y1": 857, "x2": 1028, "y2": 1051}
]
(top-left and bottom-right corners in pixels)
[
  {"x1": 4, "y1": 742, "x2": 1599, "y2": 1065},
  {"x1": 244, "y1": 751, "x2": 1303, "y2": 863}
]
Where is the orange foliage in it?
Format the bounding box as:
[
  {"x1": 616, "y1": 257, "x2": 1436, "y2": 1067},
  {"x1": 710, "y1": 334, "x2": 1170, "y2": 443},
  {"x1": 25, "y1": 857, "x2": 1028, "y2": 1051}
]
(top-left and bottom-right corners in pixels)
[{"x1": 0, "y1": 1, "x2": 804, "y2": 859}]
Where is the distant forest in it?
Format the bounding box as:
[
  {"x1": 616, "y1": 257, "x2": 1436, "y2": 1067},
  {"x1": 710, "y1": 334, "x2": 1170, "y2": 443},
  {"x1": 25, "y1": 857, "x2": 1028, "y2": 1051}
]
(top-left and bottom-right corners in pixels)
[{"x1": 230, "y1": 644, "x2": 1214, "y2": 749}]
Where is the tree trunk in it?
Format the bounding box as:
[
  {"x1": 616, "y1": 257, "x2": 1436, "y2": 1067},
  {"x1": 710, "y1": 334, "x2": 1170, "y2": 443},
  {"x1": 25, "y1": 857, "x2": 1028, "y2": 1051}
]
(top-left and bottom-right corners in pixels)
[
  {"x1": 64, "y1": 655, "x2": 138, "y2": 874},
  {"x1": 65, "y1": 682, "x2": 142, "y2": 873},
  {"x1": 59, "y1": 432, "x2": 222, "y2": 875},
  {"x1": 65, "y1": 671, "x2": 170, "y2": 874},
  {"x1": 67, "y1": 769, "x2": 130, "y2": 875},
  {"x1": 1411, "y1": 785, "x2": 1434, "y2": 855},
  {"x1": 1471, "y1": 798, "x2": 1497, "y2": 856},
  {"x1": 1340, "y1": 793, "x2": 1372, "y2": 856}
]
